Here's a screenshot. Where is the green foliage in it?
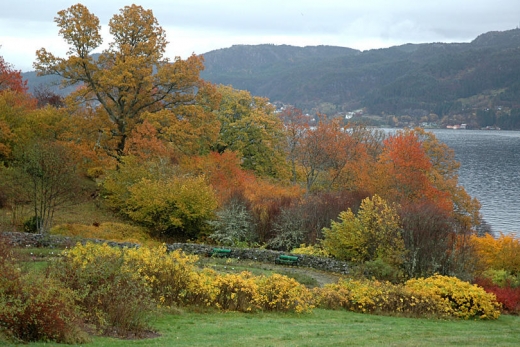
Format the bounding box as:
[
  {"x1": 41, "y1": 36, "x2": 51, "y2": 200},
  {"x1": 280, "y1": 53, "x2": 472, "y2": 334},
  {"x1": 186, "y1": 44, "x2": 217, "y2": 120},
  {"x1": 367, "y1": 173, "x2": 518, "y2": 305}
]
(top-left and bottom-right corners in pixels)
[
  {"x1": 321, "y1": 195, "x2": 405, "y2": 270},
  {"x1": 480, "y1": 269, "x2": 520, "y2": 288},
  {"x1": 22, "y1": 216, "x2": 41, "y2": 233},
  {"x1": 208, "y1": 199, "x2": 256, "y2": 246},
  {"x1": 215, "y1": 85, "x2": 288, "y2": 178}
]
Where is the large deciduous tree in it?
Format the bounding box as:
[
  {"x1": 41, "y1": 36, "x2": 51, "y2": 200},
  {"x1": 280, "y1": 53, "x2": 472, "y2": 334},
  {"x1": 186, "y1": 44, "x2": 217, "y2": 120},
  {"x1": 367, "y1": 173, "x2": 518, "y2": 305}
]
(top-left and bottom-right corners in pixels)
[
  {"x1": 214, "y1": 85, "x2": 287, "y2": 178},
  {"x1": 34, "y1": 4, "x2": 209, "y2": 160}
]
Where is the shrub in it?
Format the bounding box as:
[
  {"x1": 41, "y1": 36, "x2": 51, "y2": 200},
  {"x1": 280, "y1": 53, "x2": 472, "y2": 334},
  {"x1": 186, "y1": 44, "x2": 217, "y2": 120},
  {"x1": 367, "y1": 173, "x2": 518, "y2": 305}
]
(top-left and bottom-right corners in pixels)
[
  {"x1": 208, "y1": 198, "x2": 256, "y2": 247},
  {"x1": 321, "y1": 195, "x2": 405, "y2": 270},
  {"x1": 0, "y1": 277, "x2": 87, "y2": 343},
  {"x1": 52, "y1": 243, "x2": 155, "y2": 337},
  {"x1": 268, "y1": 208, "x2": 306, "y2": 251},
  {"x1": 23, "y1": 216, "x2": 41, "y2": 233},
  {"x1": 0, "y1": 237, "x2": 87, "y2": 343},
  {"x1": 470, "y1": 233, "x2": 520, "y2": 275},
  {"x1": 124, "y1": 175, "x2": 218, "y2": 240},
  {"x1": 123, "y1": 245, "x2": 202, "y2": 307},
  {"x1": 255, "y1": 274, "x2": 314, "y2": 313},
  {"x1": 315, "y1": 279, "x2": 441, "y2": 317},
  {"x1": 474, "y1": 276, "x2": 520, "y2": 314},
  {"x1": 405, "y1": 275, "x2": 501, "y2": 319},
  {"x1": 210, "y1": 271, "x2": 259, "y2": 312},
  {"x1": 291, "y1": 244, "x2": 329, "y2": 257}
]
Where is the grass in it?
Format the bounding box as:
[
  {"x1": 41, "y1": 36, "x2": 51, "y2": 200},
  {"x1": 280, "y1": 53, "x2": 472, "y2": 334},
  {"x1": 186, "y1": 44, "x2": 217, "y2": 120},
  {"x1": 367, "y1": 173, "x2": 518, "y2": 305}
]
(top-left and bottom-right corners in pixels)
[{"x1": 9, "y1": 309, "x2": 520, "y2": 347}]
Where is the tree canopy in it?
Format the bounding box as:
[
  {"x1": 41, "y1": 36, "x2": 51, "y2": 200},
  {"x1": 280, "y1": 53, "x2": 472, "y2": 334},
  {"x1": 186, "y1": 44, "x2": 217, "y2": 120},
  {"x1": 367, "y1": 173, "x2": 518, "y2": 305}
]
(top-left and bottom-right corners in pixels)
[{"x1": 34, "y1": 4, "x2": 208, "y2": 160}]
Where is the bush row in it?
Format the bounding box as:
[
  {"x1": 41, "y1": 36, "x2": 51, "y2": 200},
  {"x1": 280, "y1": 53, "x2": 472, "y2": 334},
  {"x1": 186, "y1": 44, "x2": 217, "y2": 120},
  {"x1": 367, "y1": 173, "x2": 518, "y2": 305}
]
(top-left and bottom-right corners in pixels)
[
  {"x1": 315, "y1": 275, "x2": 500, "y2": 319},
  {"x1": 0, "y1": 241, "x2": 502, "y2": 343}
]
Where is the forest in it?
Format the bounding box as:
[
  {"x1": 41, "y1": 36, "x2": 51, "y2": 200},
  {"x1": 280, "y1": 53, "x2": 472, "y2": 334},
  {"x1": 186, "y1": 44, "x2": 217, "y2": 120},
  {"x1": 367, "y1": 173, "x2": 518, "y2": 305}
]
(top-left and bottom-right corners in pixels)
[{"x1": 1, "y1": 3, "x2": 520, "y2": 344}]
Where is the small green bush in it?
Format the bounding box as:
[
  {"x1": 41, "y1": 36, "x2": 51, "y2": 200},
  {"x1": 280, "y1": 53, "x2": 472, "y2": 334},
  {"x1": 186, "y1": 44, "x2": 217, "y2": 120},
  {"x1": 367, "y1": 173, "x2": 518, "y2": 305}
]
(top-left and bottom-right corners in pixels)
[{"x1": 23, "y1": 216, "x2": 42, "y2": 233}]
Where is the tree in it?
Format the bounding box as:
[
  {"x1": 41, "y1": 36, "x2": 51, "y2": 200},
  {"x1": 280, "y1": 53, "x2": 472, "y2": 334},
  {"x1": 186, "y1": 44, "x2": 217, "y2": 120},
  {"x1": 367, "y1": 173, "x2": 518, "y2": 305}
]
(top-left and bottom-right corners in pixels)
[
  {"x1": 279, "y1": 106, "x2": 308, "y2": 183},
  {"x1": 34, "y1": 4, "x2": 208, "y2": 160},
  {"x1": 295, "y1": 115, "x2": 360, "y2": 192},
  {"x1": 399, "y1": 201, "x2": 455, "y2": 277},
  {"x1": 322, "y1": 195, "x2": 405, "y2": 268},
  {"x1": 214, "y1": 85, "x2": 287, "y2": 178},
  {"x1": 0, "y1": 53, "x2": 27, "y2": 93},
  {"x1": 14, "y1": 141, "x2": 81, "y2": 234},
  {"x1": 33, "y1": 84, "x2": 65, "y2": 108}
]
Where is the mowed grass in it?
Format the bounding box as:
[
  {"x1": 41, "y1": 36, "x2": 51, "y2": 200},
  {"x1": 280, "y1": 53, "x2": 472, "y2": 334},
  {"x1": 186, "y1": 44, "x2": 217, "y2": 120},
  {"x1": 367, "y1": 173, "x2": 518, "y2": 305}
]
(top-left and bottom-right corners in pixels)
[{"x1": 12, "y1": 309, "x2": 520, "y2": 347}]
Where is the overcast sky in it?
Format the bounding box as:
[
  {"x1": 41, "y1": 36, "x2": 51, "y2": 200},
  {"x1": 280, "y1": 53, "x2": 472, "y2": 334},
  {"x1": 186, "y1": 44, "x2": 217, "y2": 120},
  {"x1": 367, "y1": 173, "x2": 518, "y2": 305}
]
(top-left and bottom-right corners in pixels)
[{"x1": 1, "y1": 0, "x2": 519, "y2": 71}]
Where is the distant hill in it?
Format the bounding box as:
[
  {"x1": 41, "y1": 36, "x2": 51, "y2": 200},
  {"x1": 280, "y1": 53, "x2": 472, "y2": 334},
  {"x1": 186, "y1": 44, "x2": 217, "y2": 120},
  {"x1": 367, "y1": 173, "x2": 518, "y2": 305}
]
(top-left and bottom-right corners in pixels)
[
  {"x1": 23, "y1": 29, "x2": 520, "y2": 118},
  {"x1": 199, "y1": 29, "x2": 520, "y2": 116}
]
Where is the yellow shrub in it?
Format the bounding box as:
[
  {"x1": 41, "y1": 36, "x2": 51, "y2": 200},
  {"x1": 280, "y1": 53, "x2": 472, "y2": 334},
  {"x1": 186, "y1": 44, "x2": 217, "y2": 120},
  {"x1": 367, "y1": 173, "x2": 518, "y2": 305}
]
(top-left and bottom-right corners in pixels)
[
  {"x1": 291, "y1": 244, "x2": 329, "y2": 257},
  {"x1": 211, "y1": 271, "x2": 260, "y2": 312},
  {"x1": 405, "y1": 275, "x2": 501, "y2": 319},
  {"x1": 256, "y1": 274, "x2": 314, "y2": 313},
  {"x1": 314, "y1": 278, "x2": 479, "y2": 318},
  {"x1": 123, "y1": 245, "x2": 200, "y2": 306}
]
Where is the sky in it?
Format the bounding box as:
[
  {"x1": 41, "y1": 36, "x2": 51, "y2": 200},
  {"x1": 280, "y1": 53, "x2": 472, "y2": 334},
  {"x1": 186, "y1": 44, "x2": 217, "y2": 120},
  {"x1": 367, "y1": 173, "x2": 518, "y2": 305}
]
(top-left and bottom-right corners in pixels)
[{"x1": 1, "y1": 0, "x2": 519, "y2": 72}]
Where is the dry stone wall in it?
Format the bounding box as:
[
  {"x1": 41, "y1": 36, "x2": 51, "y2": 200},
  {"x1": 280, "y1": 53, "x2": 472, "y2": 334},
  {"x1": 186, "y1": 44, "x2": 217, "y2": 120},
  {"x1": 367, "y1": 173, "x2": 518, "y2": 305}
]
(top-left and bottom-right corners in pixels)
[{"x1": 1, "y1": 232, "x2": 350, "y2": 275}]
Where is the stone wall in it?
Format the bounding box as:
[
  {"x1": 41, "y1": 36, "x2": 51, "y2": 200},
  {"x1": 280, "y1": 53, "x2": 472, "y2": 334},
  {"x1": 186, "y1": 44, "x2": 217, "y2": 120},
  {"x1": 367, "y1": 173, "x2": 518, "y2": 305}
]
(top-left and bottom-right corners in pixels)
[{"x1": 1, "y1": 231, "x2": 350, "y2": 275}]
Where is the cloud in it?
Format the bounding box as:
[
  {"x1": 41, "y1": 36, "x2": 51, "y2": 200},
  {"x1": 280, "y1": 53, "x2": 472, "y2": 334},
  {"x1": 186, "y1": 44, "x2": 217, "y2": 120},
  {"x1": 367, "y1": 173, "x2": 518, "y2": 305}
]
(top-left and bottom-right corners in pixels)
[{"x1": 1, "y1": 0, "x2": 519, "y2": 71}]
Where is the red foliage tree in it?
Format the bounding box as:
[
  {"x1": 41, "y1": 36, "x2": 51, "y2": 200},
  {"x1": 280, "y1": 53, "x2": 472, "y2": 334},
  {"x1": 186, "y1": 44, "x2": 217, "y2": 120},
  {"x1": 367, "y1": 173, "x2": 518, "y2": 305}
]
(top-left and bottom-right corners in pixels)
[{"x1": 0, "y1": 54, "x2": 27, "y2": 94}]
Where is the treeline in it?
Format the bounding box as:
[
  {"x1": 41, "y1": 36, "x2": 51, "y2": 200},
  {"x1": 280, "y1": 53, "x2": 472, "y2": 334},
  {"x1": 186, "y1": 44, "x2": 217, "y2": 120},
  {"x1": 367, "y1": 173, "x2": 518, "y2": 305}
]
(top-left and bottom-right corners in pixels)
[{"x1": 0, "y1": 3, "x2": 492, "y2": 284}]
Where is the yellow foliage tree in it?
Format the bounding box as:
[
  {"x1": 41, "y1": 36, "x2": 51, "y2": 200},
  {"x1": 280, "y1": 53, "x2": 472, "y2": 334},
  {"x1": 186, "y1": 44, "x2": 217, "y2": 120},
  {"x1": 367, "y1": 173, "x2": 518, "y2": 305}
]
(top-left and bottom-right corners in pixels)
[
  {"x1": 322, "y1": 195, "x2": 405, "y2": 268},
  {"x1": 34, "y1": 4, "x2": 209, "y2": 160}
]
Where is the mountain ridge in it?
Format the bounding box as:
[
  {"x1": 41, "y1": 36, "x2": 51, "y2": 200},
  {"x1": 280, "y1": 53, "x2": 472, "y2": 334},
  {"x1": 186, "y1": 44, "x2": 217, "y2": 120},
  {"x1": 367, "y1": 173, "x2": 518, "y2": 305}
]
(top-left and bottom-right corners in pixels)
[{"x1": 22, "y1": 29, "x2": 520, "y2": 123}]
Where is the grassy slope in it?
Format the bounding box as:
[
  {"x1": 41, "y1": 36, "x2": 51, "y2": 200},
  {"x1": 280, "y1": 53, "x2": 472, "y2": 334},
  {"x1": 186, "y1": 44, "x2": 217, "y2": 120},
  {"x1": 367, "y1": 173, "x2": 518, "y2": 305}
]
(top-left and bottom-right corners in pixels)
[{"x1": 12, "y1": 309, "x2": 520, "y2": 347}]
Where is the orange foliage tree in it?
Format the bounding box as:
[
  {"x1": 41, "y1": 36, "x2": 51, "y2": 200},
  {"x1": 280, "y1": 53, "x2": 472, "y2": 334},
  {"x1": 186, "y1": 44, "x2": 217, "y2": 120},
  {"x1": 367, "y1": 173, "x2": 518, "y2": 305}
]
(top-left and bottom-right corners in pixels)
[
  {"x1": 293, "y1": 115, "x2": 364, "y2": 192},
  {"x1": 183, "y1": 151, "x2": 303, "y2": 242}
]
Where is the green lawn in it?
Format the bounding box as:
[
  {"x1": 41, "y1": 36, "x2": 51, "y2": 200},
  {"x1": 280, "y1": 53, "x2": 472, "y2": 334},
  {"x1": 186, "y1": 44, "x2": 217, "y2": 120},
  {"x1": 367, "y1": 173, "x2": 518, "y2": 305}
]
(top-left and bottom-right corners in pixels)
[{"x1": 11, "y1": 309, "x2": 520, "y2": 347}]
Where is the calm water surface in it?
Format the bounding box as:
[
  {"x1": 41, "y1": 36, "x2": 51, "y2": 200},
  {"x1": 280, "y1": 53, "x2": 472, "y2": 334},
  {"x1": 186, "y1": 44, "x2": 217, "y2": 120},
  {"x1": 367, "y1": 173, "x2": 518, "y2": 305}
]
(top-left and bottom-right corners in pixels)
[{"x1": 429, "y1": 129, "x2": 520, "y2": 236}]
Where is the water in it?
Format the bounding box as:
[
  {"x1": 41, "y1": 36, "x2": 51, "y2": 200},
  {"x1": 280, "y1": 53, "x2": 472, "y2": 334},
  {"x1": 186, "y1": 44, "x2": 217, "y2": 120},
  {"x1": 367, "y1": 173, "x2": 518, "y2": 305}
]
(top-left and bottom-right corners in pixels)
[{"x1": 428, "y1": 129, "x2": 520, "y2": 236}]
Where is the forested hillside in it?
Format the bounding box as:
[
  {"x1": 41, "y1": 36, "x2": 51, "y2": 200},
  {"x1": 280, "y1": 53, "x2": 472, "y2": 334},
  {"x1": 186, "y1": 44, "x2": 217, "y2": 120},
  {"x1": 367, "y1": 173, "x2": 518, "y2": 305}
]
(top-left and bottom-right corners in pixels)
[
  {"x1": 200, "y1": 29, "x2": 520, "y2": 119},
  {"x1": 23, "y1": 29, "x2": 520, "y2": 128}
]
